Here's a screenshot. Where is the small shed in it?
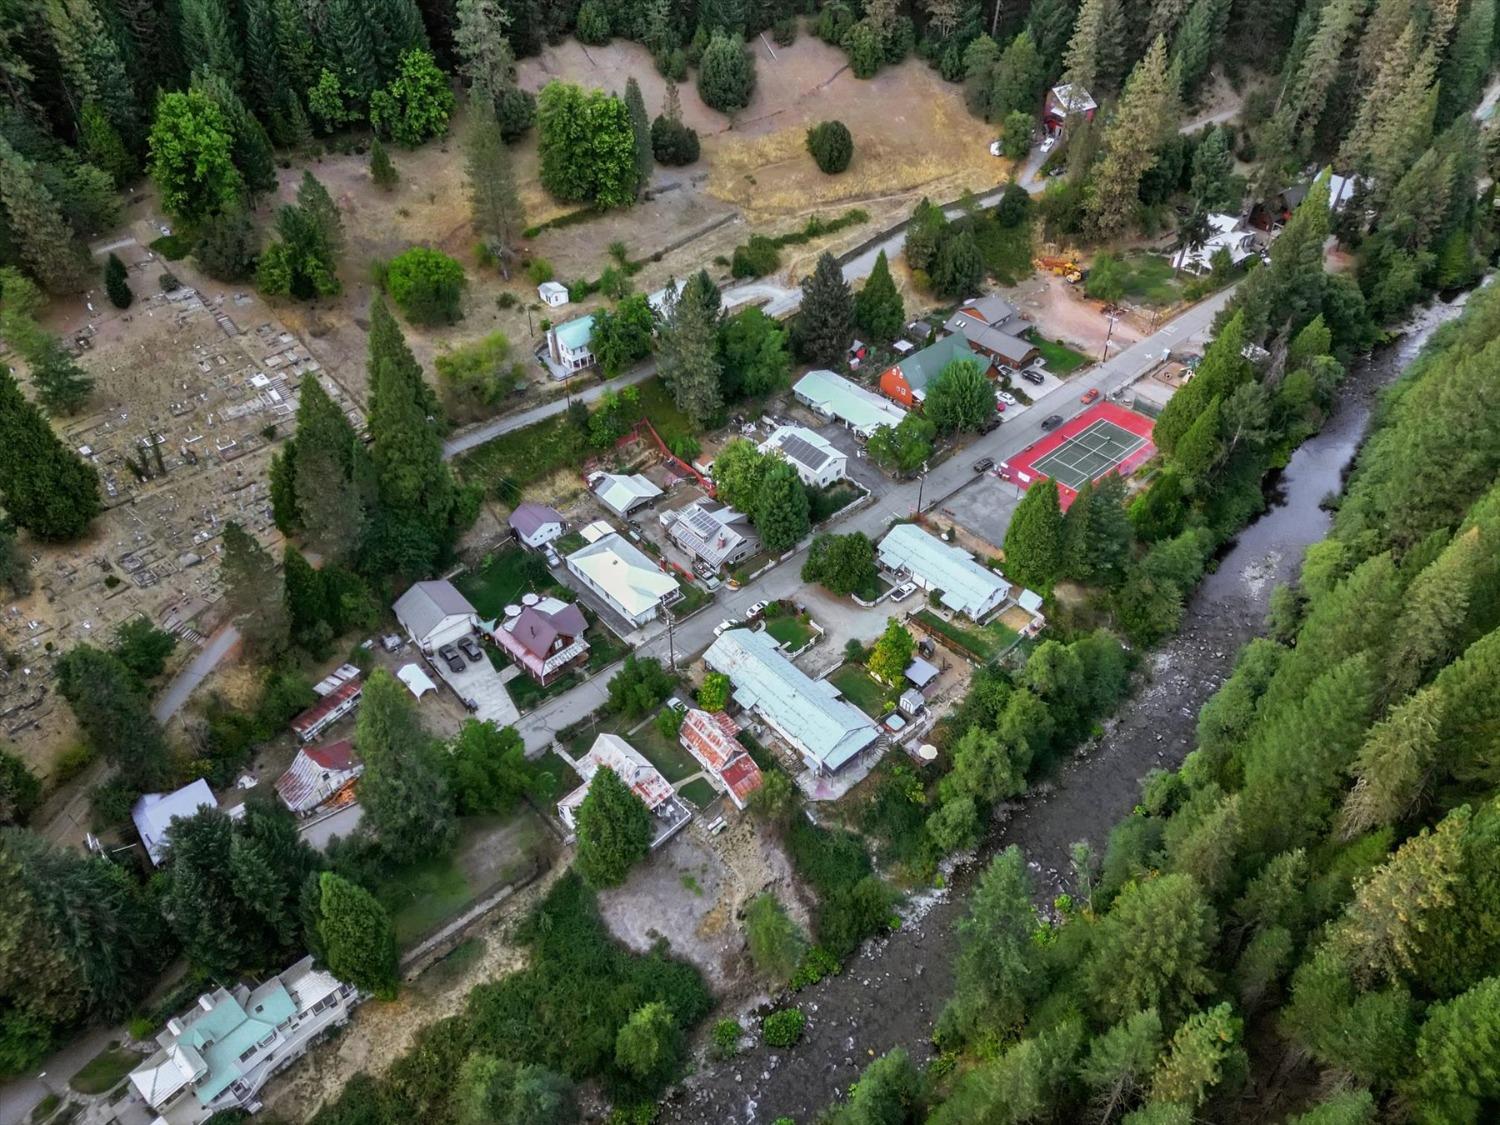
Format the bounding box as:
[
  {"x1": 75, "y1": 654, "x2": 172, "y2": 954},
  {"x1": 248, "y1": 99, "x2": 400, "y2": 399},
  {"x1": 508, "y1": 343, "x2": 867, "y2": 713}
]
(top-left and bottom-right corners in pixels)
[
  {"x1": 538, "y1": 281, "x2": 570, "y2": 307},
  {"x1": 905, "y1": 656, "x2": 940, "y2": 691},
  {"x1": 899, "y1": 688, "x2": 926, "y2": 717},
  {"x1": 133, "y1": 779, "x2": 216, "y2": 866},
  {"x1": 396, "y1": 663, "x2": 439, "y2": 698}
]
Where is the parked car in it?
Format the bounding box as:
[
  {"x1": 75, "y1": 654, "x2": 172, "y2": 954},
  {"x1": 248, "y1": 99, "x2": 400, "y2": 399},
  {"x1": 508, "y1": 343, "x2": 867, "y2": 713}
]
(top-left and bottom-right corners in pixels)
[
  {"x1": 746, "y1": 600, "x2": 769, "y2": 619},
  {"x1": 994, "y1": 399, "x2": 1007, "y2": 413},
  {"x1": 458, "y1": 635, "x2": 484, "y2": 663},
  {"x1": 972, "y1": 456, "x2": 995, "y2": 473},
  {"x1": 988, "y1": 140, "x2": 1003, "y2": 157},
  {"x1": 1042, "y1": 414, "x2": 1064, "y2": 430},
  {"x1": 980, "y1": 415, "x2": 1001, "y2": 434},
  {"x1": 544, "y1": 545, "x2": 561, "y2": 567},
  {"x1": 1080, "y1": 388, "x2": 1101, "y2": 404},
  {"x1": 891, "y1": 581, "x2": 919, "y2": 601},
  {"x1": 438, "y1": 644, "x2": 465, "y2": 672},
  {"x1": 665, "y1": 696, "x2": 688, "y2": 714},
  {"x1": 998, "y1": 391, "x2": 1018, "y2": 405},
  {"x1": 713, "y1": 617, "x2": 739, "y2": 637},
  {"x1": 1040, "y1": 134, "x2": 1057, "y2": 153},
  {"x1": 1020, "y1": 368, "x2": 1046, "y2": 385}
]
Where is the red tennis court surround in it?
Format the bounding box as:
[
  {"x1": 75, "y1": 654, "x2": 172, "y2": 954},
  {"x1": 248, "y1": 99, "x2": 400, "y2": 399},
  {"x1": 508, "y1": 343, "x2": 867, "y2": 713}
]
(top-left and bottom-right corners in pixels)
[{"x1": 998, "y1": 402, "x2": 1157, "y2": 510}]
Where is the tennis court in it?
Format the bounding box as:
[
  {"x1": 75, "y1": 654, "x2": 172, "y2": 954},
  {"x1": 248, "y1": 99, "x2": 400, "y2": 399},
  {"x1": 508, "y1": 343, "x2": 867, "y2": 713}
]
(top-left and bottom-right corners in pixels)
[
  {"x1": 1030, "y1": 419, "x2": 1149, "y2": 491},
  {"x1": 998, "y1": 402, "x2": 1158, "y2": 510}
]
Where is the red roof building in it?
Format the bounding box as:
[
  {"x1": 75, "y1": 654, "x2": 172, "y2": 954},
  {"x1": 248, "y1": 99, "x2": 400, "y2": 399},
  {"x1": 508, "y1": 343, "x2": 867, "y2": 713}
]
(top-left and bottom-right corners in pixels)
[
  {"x1": 492, "y1": 596, "x2": 590, "y2": 684},
  {"x1": 275, "y1": 739, "x2": 363, "y2": 814},
  {"x1": 290, "y1": 677, "x2": 362, "y2": 743},
  {"x1": 679, "y1": 708, "x2": 764, "y2": 811}
]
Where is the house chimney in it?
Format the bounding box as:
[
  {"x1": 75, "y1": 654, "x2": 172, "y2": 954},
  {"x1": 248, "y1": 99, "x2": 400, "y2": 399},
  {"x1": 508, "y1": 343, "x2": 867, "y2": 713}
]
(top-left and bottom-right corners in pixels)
[{"x1": 198, "y1": 994, "x2": 215, "y2": 1012}]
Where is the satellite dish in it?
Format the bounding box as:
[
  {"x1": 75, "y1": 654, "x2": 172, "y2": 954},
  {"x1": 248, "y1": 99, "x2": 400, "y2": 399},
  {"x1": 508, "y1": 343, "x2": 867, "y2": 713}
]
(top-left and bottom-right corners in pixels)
[
  {"x1": 503, "y1": 604, "x2": 522, "y2": 618},
  {"x1": 918, "y1": 743, "x2": 938, "y2": 761},
  {"x1": 521, "y1": 592, "x2": 540, "y2": 606}
]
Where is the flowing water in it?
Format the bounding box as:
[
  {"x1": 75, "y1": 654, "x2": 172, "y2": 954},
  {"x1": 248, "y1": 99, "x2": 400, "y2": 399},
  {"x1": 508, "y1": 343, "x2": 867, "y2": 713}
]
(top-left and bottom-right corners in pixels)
[{"x1": 659, "y1": 292, "x2": 1474, "y2": 1125}]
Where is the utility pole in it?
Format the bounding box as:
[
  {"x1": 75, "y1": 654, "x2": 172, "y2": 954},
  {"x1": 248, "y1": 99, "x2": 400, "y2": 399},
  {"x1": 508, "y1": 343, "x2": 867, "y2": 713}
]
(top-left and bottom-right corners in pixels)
[
  {"x1": 1100, "y1": 313, "x2": 1117, "y2": 363},
  {"x1": 666, "y1": 611, "x2": 676, "y2": 671}
]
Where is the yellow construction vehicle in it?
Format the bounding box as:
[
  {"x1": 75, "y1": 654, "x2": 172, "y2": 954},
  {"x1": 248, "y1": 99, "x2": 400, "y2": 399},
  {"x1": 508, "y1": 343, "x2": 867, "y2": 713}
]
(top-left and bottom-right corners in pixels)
[{"x1": 1033, "y1": 255, "x2": 1083, "y2": 283}]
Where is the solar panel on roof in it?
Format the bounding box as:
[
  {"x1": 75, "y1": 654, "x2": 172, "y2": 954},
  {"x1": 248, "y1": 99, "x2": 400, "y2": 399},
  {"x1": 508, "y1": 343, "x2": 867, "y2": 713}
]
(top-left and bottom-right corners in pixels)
[{"x1": 778, "y1": 433, "x2": 831, "y2": 470}]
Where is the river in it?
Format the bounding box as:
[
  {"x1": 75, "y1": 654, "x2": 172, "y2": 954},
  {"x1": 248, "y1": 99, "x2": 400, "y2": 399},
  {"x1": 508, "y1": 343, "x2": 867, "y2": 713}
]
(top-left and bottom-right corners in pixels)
[{"x1": 659, "y1": 292, "x2": 1473, "y2": 1124}]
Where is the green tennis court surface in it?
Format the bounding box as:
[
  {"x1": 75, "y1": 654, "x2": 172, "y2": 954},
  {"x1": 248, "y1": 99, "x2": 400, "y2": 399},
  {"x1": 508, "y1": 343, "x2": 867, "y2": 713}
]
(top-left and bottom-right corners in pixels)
[{"x1": 1030, "y1": 420, "x2": 1149, "y2": 491}]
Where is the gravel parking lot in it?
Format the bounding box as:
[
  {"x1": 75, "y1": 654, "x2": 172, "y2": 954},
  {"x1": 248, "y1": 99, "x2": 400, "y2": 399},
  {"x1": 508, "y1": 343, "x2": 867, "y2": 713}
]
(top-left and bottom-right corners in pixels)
[{"x1": 936, "y1": 471, "x2": 1027, "y2": 551}]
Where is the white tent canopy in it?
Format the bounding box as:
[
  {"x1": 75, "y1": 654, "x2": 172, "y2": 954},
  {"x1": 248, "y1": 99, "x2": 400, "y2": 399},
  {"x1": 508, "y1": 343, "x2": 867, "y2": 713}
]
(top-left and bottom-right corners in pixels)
[{"x1": 396, "y1": 663, "x2": 438, "y2": 699}]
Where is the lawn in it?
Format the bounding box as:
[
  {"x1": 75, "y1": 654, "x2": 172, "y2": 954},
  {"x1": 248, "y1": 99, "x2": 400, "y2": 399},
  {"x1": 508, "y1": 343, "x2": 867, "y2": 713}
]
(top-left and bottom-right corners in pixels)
[
  {"x1": 31, "y1": 1094, "x2": 60, "y2": 1123},
  {"x1": 765, "y1": 612, "x2": 816, "y2": 652},
  {"x1": 69, "y1": 1045, "x2": 143, "y2": 1095},
  {"x1": 809, "y1": 481, "x2": 862, "y2": 524},
  {"x1": 670, "y1": 582, "x2": 711, "y2": 619},
  {"x1": 828, "y1": 662, "x2": 891, "y2": 719},
  {"x1": 528, "y1": 749, "x2": 583, "y2": 803},
  {"x1": 629, "y1": 715, "x2": 702, "y2": 783},
  {"x1": 556, "y1": 530, "x2": 587, "y2": 555},
  {"x1": 380, "y1": 812, "x2": 546, "y2": 948},
  {"x1": 458, "y1": 548, "x2": 564, "y2": 619},
  {"x1": 731, "y1": 551, "x2": 774, "y2": 584},
  {"x1": 1025, "y1": 328, "x2": 1089, "y2": 375},
  {"x1": 678, "y1": 778, "x2": 719, "y2": 808},
  {"x1": 913, "y1": 608, "x2": 1019, "y2": 662},
  {"x1": 632, "y1": 375, "x2": 699, "y2": 451}
]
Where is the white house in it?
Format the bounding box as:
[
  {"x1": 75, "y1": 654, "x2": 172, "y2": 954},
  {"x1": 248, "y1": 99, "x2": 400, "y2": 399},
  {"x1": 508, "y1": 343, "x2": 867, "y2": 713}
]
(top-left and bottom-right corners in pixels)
[
  {"x1": 393, "y1": 579, "x2": 479, "y2": 652},
  {"x1": 590, "y1": 471, "x2": 663, "y2": 517},
  {"x1": 557, "y1": 733, "x2": 691, "y2": 847},
  {"x1": 1171, "y1": 213, "x2": 1259, "y2": 276},
  {"x1": 666, "y1": 497, "x2": 759, "y2": 571},
  {"x1": 537, "y1": 280, "x2": 570, "y2": 308},
  {"x1": 132, "y1": 779, "x2": 217, "y2": 866},
  {"x1": 877, "y1": 523, "x2": 1015, "y2": 621},
  {"x1": 703, "y1": 628, "x2": 879, "y2": 774},
  {"x1": 758, "y1": 425, "x2": 848, "y2": 489},
  {"x1": 508, "y1": 501, "x2": 565, "y2": 549},
  {"x1": 565, "y1": 532, "x2": 680, "y2": 627},
  {"x1": 793, "y1": 369, "x2": 907, "y2": 439},
  {"x1": 128, "y1": 957, "x2": 359, "y2": 1125},
  {"x1": 546, "y1": 313, "x2": 596, "y2": 374}
]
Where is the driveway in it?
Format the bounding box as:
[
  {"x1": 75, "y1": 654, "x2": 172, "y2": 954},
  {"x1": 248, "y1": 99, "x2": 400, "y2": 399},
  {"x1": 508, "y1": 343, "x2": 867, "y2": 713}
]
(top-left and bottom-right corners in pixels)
[
  {"x1": 430, "y1": 650, "x2": 520, "y2": 727},
  {"x1": 152, "y1": 623, "x2": 239, "y2": 723}
]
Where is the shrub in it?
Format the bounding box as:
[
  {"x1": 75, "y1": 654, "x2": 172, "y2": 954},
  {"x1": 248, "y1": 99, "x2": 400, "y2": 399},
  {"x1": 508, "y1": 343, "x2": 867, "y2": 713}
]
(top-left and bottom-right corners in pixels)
[
  {"x1": 731, "y1": 234, "x2": 781, "y2": 279},
  {"x1": 385, "y1": 246, "x2": 466, "y2": 324},
  {"x1": 651, "y1": 116, "x2": 700, "y2": 165},
  {"x1": 806, "y1": 121, "x2": 853, "y2": 174},
  {"x1": 495, "y1": 86, "x2": 537, "y2": 141},
  {"x1": 711, "y1": 1018, "x2": 742, "y2": 1059},
  {"x1": 773, "y1": 16, "x2": 798, "y2": 45},
  {"x1": 698, "y1": 31, "x2": 755, "y2": 113},
  {"x1": 762, "y1": 1008, "x2": 806, "y2": 1048},
  {"x1": 527, "y1": 258, "x2": 555, "y2": 285},
  {"x1": 104, "y1": 253, "x2": 133, "y2": 308},
  {"x1": 368, "y1": 49, "x2": 454, "y2": 146}
]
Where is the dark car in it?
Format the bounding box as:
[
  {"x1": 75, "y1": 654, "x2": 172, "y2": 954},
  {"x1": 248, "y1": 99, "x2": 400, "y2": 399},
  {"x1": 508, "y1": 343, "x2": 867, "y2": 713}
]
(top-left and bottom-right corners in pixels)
[
  {"x1": 980, "y1": 415, "x2": 1001, "y2": 434},
  {"x1": 1041, "y1": 414, "x2": 1064, "y2": 430},
  {"x1": 438, "y1": 643, "x2": 465, "y2": 673},
  {"x1": 458, "y1": 635, "x2": 484, "y2": 663},
  {"x1": 972, "y1": 456, "x2": 995, "y2": 473},
  {"x1": 1020, "y1": 368, "x2": 1045, "y2": 385}
]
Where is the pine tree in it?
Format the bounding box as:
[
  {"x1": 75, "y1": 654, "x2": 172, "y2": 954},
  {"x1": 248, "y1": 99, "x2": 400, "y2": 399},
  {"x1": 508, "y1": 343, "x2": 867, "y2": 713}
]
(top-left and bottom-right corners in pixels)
[
  {"x1": 1084, "y1": 873, "x2": 1219, "y2": 1023},
  {"x1": 1084, "y1": 36, "x2": 1179, "y2": 239},
  {"x1": 78, "y1": 102, "x2": 135, "y2": 186},
  {"x1": 990, "y1": 30, "x2": 1044, "y2": 121},
  {"x1": 1080, "y1": 1009, "x2": 1165, "y2": 1120},
  {"x1": 1027, "y1": 0, "x2": 1078, "y2": 73},
  {"x1": 853, "y1": 250, "x2": 904, "y2": 343},
  {"x1": 1220, "y1": 170, "x2": 1328, "y2": 342},
  {"x1": 465, "y1": 114, "x2": 523, "y2": 270},
  {"x1": 1337, "y1": 684, "x2": 1446, "y2": 839},
  {"x1": 1411, "y1": 976, "x2": 1500, "y2": 1121},
  {"x1": 1280, "y1": 0, "x2": 1368, "y2": 150},
  {"x1": 30, "y1": 339, "x2": 94, "y2": 416},
  {"x1": 0, "y1": 143, "x2": 89, "y2": 293},
  {"x1": 1062, "y1": 0, "x2": 1107, "y2": 93},
  {"x1": 316, "y1": 872, "x2": 399, "y2": 998},
  {"x1": 938, "y1": 846, "x2": 1042, "y2": 1043},
  {"x1": 657, "y1": 282, "x2": 723, "y2": 425},
  {"x1": 1148, "y1": 1002, "x2": 1245, "y2": 1108},
  {"x1": 1170, "y1": 0, "x2": 1225, "y2": 96},
  {"x1": 292, "y1": 376, "x2": 367, "y2": 564},
  {"x1": 794, "y1": 252, "x2": 856, "y2": 367},
  {"x1": 1004, "y1": 478, "x2": 1064, "y2": 589},
  {"x1": 220, "y1": 521, "x2": 289, "y2": 655},
  {"x1": 624, "y1": 77, "x2": 654, "y2": 192},
  {"x1": 179, "y1": 0, "x2": 243, "y2": 89},
  {"x1": 1437, "y1": 0, "x2": 1495, "y2": 124},
  {"x1": 370, "y1": 138, "x2": 398, "y2": 189},
  {"x1": 44, "y1": 0, "x2": 142, "y2": 149},
  {"x1": 104, "y1": 253, "x2": 132, "y2": 309},
  {"x1": 243, "y1": 0, "x2": 285, "y2": 119},
  {"x1": 355, "y1": 668, "x2": 457, "y2": 863},
  {"x1": 575, "y1": 766, "x2": 652, "y2": 886},
  {"x1": 1189, "y1": 126, "x2": 1236, "y2": 211},
  {"x1": 454, "y1": 0, "x2": 518, "y2": 110},
  {"x1": 283, "y1": 544, "x2": 331, "y2": 646},
  {"x1": 55, "y1": 645, "x2": 169, "y2": 788},
  {"x1": 324, "y1": 0, "x2": 380, "y2": 100},
  {"x1": 0, "y1": 369, "x2": 99, "y2": 539}
]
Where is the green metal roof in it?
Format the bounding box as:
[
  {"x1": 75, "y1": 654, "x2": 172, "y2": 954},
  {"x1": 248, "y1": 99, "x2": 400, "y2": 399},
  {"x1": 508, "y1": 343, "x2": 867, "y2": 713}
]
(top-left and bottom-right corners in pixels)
[
  {"x1": 184, "y1": 984, "x2": 297, "y2": 1103},
  {"x1": 553, "y1": 314, "x2": 596, "y2": 351},
  {"x1": 895, "y1": 335, "x2": 977, "y2": 392}
]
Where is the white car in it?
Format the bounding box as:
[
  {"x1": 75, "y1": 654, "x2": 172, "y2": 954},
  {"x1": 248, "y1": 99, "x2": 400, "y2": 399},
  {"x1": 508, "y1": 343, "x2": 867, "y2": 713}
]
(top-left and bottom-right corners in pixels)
[
  {"x1": 1040, "y1": 134, "x2": 1057, "y2": 153},
  {"x1": 713, "y1": 618, "x2": 739, "y2": 637},
  {"x1": 891, "y1": 581, "x2": 919, "y2": 601},
  {"x1": 746, "y1": 600, "x2": 769, "y2": 619},
  {"x1": 998, "y1": 390, "x2": 1018, "y2": 406},
  {"x1": 988, "y1": 140, "x2": 1003, "y2": 157}
]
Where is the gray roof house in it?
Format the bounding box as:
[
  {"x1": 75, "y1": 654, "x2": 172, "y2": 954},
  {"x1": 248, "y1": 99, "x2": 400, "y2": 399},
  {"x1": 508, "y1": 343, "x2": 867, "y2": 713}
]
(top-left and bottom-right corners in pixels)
[
  {"x1": 758, "y1": 425, "x2": 848, "y2": 488},
  {"x1": 393, "y1": 580, "x2": 479, "y2": 652},
  {"x1": 590, "y1": 471, "x2": 664, "y2": 517},
  {"x1": 128, "y1": 957, "x2": 359, "y2": 1124},
  {"x1": 877, "y1": 523, "x2": 1016, "y2": 621},
  {"x1": 703, "y1": 627, "x2": 878, "y2": 773},
  {"x1": 667, "y1": 498, "x2": 759, "y2": 570},
  {"x1": 944, "y1": 297, "x2": 1038, "y2": 368},
  {"x1": 508, "y1": 502, "x2": 565, "y2": 549},
  {"x1": 132, "y1": 779, "x2": 217, "y2": 866}
]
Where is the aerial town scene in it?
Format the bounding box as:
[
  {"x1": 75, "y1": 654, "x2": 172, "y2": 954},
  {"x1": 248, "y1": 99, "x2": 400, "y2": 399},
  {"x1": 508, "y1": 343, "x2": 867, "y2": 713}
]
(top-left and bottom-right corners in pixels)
[{"x1": 1, "y1": 1, "x2": 1497, "y2": 1123}]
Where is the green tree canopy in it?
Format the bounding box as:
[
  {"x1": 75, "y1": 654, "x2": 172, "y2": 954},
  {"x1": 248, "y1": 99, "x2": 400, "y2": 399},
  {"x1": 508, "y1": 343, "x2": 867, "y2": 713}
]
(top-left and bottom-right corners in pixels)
[{"x1": 575, "y1": 765, "x2": 652, "y2": 887}]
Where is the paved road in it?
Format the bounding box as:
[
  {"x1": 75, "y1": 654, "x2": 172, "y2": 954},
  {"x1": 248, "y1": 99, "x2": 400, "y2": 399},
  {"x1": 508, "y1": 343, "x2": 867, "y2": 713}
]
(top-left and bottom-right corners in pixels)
[
  {"x1": 152, "y1": 624, "x2": 240, "y2": 723},
  {"x1": 517, "y1": 285, "x2": 1236, "y2": 753}
]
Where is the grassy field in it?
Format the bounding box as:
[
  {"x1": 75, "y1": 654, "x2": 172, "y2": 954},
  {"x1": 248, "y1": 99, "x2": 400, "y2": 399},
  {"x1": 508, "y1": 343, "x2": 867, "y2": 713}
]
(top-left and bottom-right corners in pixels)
[
  {"x1": 458, "y1": 548, "x2": 563, "y2": 618},
  {"x1": 380, "y1": 812, "x2": 545, "y2": 948},
  {"x1": 529, "y1": 750, "x2": 583, "y2": 802},
  {"x1": 1117, "y1": 253, "x2": 1182, "y2": 306},
  {"x1": 828, "y1": 662, "x2": 891, "y2": 718},
  {"x1": 1025, "y1": 328, "x2": 1090, "y2": 375},
  {"x1": 678, "y1": 777, "x2": 719, "y2": 808},
  {"x1": 913, "y1": 609, "x2": 1019, "y2": 662},
  {"x1": 69, "y1": 1046, "x2": 143, "y2": 1095},
  {"x1": 765, "y1": 612, "x2": 817, "y2": 651}
]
